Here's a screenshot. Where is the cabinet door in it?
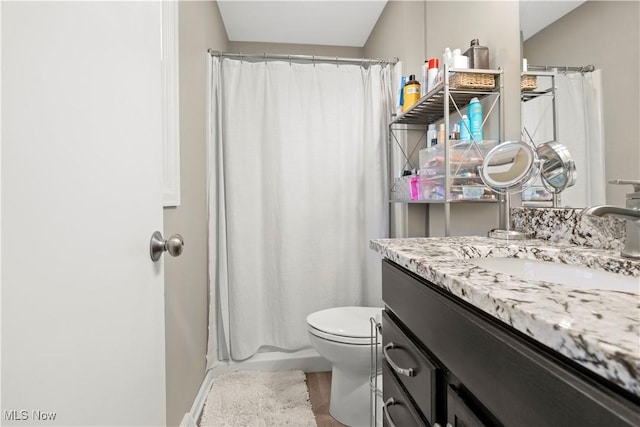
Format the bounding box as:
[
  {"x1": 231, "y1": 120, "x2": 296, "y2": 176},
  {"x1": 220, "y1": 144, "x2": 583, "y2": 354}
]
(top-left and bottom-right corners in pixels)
[{"x1": 446, "y1": 385, "x2": 489, "y2": 427}]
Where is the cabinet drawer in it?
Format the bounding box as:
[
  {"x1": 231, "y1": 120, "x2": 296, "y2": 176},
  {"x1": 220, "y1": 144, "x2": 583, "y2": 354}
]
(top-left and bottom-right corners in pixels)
[
  {"x1": 382, "y1": 363, "x2": 428, "y2": 427},
  {"x1": 382, "y1": 310, "x2": 440, "y2": 425}
]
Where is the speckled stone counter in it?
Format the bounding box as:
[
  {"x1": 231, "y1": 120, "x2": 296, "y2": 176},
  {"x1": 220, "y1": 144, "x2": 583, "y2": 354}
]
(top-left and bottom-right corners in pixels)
[
  {"x1": 511, "y1": 207, "x2": 626, "y2": 249},
  {"x1": 370, "y1": 236, "x2": 640, "y2": 397}
]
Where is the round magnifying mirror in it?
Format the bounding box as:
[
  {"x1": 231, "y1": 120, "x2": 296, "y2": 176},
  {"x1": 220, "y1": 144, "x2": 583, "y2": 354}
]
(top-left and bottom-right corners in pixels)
[
  {"x1": 479, "y1": 140, "x2": 540, "y2": 193},
  {"x1": 479, "y1": 141, "x2": 540, "y2": 241},
  {"x1": 536, "y1": 141, "x2": 576, "y2": 193}
]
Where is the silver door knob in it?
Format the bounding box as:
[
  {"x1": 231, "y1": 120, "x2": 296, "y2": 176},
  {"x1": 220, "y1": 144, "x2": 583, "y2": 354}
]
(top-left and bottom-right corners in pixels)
[{"x1": 150, "y1": 231, "x2": 184, "y2": 262}]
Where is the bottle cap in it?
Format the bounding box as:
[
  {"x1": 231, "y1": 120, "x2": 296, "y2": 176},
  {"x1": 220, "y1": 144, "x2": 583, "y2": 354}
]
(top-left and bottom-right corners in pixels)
[
  {"x1": 428, "y1": 58, "x2": 439, "y2": 69},
  {"x1": 471, "y1": 39, "x2": 480, "y2": 46},
  {"x1": 470, "y1": 97, "x2": 479, "y2": 103},
  {"x1": 408, "y1": 74, "x2": 416, "y2": 81}
]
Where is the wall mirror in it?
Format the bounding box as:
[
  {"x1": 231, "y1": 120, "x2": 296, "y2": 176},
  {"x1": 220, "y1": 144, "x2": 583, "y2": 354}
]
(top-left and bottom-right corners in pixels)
[{"x1": 518, "y1": 1, "x2": 639, "y2": 208}]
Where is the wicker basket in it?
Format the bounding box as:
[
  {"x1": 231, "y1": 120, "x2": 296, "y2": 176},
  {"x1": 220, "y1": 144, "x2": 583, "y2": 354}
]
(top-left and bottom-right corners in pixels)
[
  {"x1": 449, "y1": 72, "x2": 495, "y2": 90},
  {"x1": 521, "y1": 75, "x2": 538, "y2": 91}
]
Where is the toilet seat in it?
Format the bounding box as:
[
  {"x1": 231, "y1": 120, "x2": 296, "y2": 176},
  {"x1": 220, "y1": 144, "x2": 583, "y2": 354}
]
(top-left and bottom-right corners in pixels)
[{"x1": 307, "y1": 306, "x2": 381, "y2": 345}]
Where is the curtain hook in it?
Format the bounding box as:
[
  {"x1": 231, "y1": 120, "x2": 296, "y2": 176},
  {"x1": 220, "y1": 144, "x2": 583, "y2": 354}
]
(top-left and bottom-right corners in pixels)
[
  {"x1": 288, "y1": 55, "x2": 291, "y2": 66},
  {"x1": 264, "y1": 53, "x2": 267, "y2": 64},
  {"x1": 312, "y1": 55, "x2": 316, "y2": 67},
  {"x1": 336, "y1": 57, "x2": 339, "y2": 68},
  {"x1": 564, "y1": 66, "x2": 568, "y2": 75}
]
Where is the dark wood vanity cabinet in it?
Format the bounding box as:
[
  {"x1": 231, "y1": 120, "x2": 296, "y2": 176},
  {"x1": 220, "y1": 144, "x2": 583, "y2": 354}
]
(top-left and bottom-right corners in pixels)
[{"x1": 381, "y1": 259, "x2": 640, "y2": 427}]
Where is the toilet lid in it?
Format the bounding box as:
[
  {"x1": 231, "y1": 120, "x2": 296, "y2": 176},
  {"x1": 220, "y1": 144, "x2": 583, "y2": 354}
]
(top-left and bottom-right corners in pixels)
[{"x1": 307, "y1": 307, "x2": 382, "y2": 340}]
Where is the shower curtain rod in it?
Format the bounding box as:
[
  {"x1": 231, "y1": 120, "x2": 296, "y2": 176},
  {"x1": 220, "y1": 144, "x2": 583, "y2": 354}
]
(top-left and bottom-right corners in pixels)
[
  {"x1": 528, "y1": 64, "x2": 595, "y2": 73},
  {"x1": 207, "y1": 49, "x2": 399, "y2": 66}
]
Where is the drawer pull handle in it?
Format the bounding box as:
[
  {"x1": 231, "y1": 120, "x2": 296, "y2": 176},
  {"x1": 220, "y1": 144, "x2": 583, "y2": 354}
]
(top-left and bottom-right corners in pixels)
[
  {"x1": 382, "y1": 397, "x2": 397, "y2": 427},
  {"x1": 383, "y1": 342, "x2": 416, "y2": 377}
]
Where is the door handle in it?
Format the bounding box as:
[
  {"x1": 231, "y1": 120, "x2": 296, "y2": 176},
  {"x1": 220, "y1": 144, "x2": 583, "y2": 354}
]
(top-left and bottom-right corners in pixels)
[{"x1": 150, "y1": 231, "x2": 184, "y2": 261}]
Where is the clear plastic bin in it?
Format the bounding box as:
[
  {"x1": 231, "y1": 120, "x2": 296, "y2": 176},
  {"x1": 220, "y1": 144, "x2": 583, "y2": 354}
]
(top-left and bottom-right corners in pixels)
[{"x1": 419, "y1": 140, "x2": 498, "y2": 178}]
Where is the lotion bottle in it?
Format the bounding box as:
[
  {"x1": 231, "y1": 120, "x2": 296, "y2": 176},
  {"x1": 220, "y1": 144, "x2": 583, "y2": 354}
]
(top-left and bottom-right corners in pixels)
[{"x1": 468, "y1": 98, "x2": 483, "y2": 141}]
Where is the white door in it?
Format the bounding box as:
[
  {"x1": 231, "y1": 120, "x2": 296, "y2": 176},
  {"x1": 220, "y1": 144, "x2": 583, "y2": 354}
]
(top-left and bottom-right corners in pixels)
[{"x1": 2, "y1": 2, "x2": 167, "y2": 426}]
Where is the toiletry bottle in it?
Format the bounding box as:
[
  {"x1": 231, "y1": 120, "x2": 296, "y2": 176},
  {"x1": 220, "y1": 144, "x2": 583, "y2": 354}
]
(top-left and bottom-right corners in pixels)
[
  {"x1": 452, "y1": 48, "x2": 468, "y2": 69},
  {"x1": 426, "y1": 58, "x2": 439, "y2": 92},
  {"x1": 460, "y1": 115, "x2": 471, "y2": 141},
  {"x1": 468, "y1": 98, "x2": 483, "y2": 142},
  {"x1": 443, "y1": 47, "x2": 452, "y2": 71},
  {"x1": 464, "y1": 39, "x2": 489, "y2": 69},
  {"x1": 398, "y1": 76, "x2": 406, "y2": 114},
  {"x1": 451, "y1": 123, "x2": 460, "y2": 141},
  {"x1": 420, "y1": 61, "x2": 429, "y2": 96},
  {"x1": 437, "y1": 123, "x2": 445, "y2": 145},
  {"x1": 410, "y1": 175, "x2": 420, "y2": 200},
  {"x1": 427, "y1": 124, "x2": 437, "y2": 147},
  {"x1": 402, "y1": 75, "x2": 420, "y2": 112}
]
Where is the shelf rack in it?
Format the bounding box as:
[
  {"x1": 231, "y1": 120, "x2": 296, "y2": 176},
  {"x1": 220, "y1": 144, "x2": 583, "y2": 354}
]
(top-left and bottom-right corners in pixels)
[{"x1": 388, "y1": 66, "x2": 504, "y2": 236}]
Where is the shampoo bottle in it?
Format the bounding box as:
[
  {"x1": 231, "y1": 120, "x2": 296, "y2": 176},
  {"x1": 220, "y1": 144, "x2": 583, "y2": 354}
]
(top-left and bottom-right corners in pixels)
[
  {"x1": 459, "y1": 115, "x2": 471, "y2": 141},
  {"x1": 403, "y1": 75, "x2": 420, "y2": 112},
  {"x1": 468, "y1": 98, "x2": 483, "y2": 142}
]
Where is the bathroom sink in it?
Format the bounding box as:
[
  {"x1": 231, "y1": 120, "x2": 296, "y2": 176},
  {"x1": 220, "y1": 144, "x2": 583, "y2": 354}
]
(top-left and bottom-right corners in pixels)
[{"x1": 470, "y1": 258, "x2": 639, "y2": 294}]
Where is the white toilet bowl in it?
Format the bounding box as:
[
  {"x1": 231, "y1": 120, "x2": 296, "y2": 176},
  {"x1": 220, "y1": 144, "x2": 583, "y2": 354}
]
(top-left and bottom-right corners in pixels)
[{"x1": 307, "y1": 306, "x2": 382, "y2": 427}]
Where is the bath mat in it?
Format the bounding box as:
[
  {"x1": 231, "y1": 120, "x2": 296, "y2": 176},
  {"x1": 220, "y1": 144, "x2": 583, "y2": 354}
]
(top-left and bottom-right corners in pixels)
[{"x1": 199, "y1": 370, "x2": 317, "y2": 427}]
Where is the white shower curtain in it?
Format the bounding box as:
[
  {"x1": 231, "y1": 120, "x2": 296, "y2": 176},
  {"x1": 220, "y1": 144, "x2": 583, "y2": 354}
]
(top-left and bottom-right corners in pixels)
[
  {"x1": 207, "y1": 56, "x2": 394, "y2": 365},
  {"x1": 522, "y1": 70, "x2": 606, "y2": 206}
]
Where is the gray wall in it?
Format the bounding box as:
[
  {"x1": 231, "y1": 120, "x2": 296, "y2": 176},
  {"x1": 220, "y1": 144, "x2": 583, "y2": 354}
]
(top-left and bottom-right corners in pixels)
[
  {"x1": 365, "y1": 1, "x2": 522, "y2": 236},
  {"x1": 228, "y1": 41, "x2": 363, "y2": 58},
  {"x1": 163, "y1": 1, "x2": 228, "y2": 426},
  {"x1": 524, "y1": 0, "x2": 640, "y2": 206}
]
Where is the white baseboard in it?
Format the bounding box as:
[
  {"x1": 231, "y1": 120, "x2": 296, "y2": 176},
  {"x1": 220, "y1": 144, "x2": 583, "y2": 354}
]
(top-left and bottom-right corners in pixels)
[
  {"x1": 210, "y1": 348, "x2": 331, "y2": 377},
  {"x1": 180, "y1": 348, "x2": 330, "y2": 426},
  {"x1": 179, "y1": 368, "x2": 215, "y2": 427}
]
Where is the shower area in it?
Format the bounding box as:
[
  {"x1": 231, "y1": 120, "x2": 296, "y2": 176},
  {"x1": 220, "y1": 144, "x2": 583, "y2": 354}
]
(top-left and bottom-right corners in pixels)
[{"x1": 205, "y1": 51, "x2": 399, "y2": 370}]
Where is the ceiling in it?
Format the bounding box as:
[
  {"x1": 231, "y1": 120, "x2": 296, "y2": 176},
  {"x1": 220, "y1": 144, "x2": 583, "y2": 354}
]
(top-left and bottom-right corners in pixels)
[
  {"x1": 519, "y1": 0, "x2": 585, "y2": 41},
  {"x1": 217, "y1": 1, "x2": 388, "y2": 47},
  {"x1": 217, "y1": 0, "x2": 586, "y2": 48}
]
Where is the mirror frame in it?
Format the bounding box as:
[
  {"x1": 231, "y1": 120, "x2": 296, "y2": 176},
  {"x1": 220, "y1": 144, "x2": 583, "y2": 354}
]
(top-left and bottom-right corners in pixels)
[{"x1": 479, "y1": 140, "x2": 541, "y2": 194}]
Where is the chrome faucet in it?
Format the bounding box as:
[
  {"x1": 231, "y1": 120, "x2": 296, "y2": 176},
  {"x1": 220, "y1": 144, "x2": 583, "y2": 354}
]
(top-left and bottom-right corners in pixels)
[{"x1": 582, "y1": 180, "x2": 640, "y2": 259}]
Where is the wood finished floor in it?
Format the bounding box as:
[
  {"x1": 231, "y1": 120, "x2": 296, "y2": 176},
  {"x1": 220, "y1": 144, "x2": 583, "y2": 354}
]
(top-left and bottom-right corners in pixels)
[{"x1": 305, "y1": 372, "x2": 346, "y2": 427}]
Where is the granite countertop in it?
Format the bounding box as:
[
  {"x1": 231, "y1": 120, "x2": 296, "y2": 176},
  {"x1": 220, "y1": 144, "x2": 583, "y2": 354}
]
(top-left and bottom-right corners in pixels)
[{"x1": 370, "y1": 236, "x2": 640, "y2": 397}]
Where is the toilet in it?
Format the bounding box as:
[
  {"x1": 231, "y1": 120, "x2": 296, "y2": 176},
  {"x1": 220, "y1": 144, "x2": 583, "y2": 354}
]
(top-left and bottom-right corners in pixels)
[{"x1": 307, "y1": 306, "x2": 382, "y2": 427}]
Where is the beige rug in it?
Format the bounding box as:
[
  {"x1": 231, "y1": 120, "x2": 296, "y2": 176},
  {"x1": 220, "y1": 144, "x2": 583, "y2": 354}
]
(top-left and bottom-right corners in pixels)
[{"x1": 199, "y1": 370, "x2": 317, "y2": 427}]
